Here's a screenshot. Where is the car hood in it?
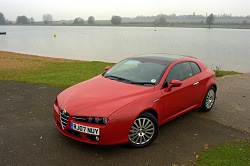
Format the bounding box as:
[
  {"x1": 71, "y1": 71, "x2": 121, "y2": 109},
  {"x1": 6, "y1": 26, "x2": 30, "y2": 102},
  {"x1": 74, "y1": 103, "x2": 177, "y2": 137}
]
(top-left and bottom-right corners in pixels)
[{"x1": 57, "y1": 75, "x2": 155, "y2": 117}]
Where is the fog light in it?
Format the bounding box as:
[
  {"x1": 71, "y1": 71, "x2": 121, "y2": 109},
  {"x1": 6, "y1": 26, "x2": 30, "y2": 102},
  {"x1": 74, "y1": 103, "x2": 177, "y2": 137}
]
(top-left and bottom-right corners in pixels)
[
  {"x1": 95, "y1": 136, "x2": 100, "y2": 142},
  {"x1": 95, "y1": 117, "x2": 101, "y2": 123},
  {"x1": 103, "y1": 118, "x2": 109, "y2": 124}
]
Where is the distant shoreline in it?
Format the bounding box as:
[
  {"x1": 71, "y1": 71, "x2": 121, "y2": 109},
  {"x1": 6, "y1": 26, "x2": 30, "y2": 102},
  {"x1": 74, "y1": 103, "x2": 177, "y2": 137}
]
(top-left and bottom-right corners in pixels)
[{"x1": 2, "y1": 23, "x2": 250, "y2": 30}]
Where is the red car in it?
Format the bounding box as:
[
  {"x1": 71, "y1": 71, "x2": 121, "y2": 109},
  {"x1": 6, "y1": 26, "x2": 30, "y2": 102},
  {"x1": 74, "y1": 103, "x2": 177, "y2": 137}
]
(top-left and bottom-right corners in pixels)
[{"x1": 53, "y1": 54, "x2": 216, "y2": 148}]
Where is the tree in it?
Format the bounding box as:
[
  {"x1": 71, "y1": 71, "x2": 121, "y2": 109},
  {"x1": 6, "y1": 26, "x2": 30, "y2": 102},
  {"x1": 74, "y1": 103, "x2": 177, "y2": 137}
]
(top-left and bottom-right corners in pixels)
[
  {"x1": 73, "y1": 17, "x2": 84, "y2": 25},
  {"x1": 16, "y1": 15, "x2": 29, "y2": 24},
  {"x1": 0, "y1": 12, "x2": 5, "y2": 25},
  {"x1": 30, "y1": 17, "x2": 35, "y2": 24},
  {"x1": 206, "y1": 13, "x2": 215, "y2": 28},
  {"x1": 88, "y1": 16, "x2": 95, "y2": 24},
  {"x1": 111, "y1": 15, "x2": 122, "y2": 25},
  {"x1": 43, "y1": 14, "x2": 53, "y2": 24},
  {"x1": 154, "y1": 16, "x2": 167, "y2": 25},
  {"x1": 159, "y1": 16, "x2": 167, "y2": 24},
  {"x1": 241, "y1": 20, "x2": 247, "y2": 25},
  {"x1": 154, "y1": 19, "x2": 160, "y2": 25}
]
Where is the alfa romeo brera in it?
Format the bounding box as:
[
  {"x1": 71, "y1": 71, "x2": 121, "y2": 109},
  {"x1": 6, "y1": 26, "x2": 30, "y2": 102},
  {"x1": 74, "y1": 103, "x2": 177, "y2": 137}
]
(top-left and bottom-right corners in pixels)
[{"x1": 53, "y1": 54, "x2": 216, "y2": 148}]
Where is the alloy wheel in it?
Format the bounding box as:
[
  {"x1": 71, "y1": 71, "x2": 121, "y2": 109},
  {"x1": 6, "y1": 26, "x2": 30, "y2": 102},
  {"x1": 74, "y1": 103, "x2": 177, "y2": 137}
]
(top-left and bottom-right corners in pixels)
[
  {"x1": 206, "y1": 88, "x2": 215, "y2": 109},
  {"x1": 129, "y1": 117, "x2": 155, "y2": 145}
]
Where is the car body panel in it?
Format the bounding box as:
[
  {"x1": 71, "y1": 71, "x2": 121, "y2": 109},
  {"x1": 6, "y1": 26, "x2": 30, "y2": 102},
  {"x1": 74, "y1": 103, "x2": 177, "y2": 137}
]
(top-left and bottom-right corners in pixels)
[{"x1": 56, "y1": 75, "x2": 154, "y2": 117}]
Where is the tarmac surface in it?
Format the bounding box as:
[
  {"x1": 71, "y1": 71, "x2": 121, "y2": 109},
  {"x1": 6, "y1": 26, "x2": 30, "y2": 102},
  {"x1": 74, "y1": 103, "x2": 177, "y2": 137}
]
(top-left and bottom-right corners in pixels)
[
  {"x1": 200, "y1": 73, "x2": 250, "y2": 133},
  {"x1": 0, "y1": 74, "x2": 249, "y2": 166}
]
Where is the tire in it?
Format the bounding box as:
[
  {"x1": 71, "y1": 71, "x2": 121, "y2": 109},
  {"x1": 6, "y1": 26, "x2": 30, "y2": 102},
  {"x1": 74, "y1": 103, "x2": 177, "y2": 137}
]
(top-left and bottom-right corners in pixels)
[
  {"x1": 128, "y1": 112, "x2": 158, "y2": 148},
  {"x1": 200, "y1": 86, "x2": 216, "y2": 112}
]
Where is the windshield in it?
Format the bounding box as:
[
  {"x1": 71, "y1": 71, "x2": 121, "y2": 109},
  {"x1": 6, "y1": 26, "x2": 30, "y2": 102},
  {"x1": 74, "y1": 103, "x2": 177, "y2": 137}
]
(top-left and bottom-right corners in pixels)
[{"x1": 103, "y1": 59, "x2": 166, "y2": 86}]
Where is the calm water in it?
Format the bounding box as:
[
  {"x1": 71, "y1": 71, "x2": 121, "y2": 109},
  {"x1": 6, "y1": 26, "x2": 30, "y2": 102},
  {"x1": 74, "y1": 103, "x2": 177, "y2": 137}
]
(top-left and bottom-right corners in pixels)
[{"x1": 0, "y1": 26, "x2": 249, "y2": 72}]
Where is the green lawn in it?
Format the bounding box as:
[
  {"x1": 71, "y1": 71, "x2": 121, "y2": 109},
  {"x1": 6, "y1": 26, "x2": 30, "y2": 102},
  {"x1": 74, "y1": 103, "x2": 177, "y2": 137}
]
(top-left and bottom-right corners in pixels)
[
  {"x1": 195, "y1": 141, "x2": 250, "y2": 166},
  {"x1": 214, "y1": 70, "x2": 240, "y2": 77},
  {"x1": 1, "y1": 60, "x2": 114, "y2": 88}
]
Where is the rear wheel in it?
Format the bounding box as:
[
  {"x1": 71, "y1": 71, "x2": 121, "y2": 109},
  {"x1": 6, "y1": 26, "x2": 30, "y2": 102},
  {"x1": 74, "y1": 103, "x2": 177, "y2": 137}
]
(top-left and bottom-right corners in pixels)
[
  {"x1": 128, "y1": 113, "x2": 158, "y2": 148},
  {"x1": 200, "y1": 86, "x2": 216, "y2": 112}
]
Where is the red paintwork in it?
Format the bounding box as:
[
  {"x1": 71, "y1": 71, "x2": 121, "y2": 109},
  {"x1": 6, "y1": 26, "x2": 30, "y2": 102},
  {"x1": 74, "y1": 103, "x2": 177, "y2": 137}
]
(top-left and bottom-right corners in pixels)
[{"x1": 53, "y1": 56, "x2": 216, "y2": 145}]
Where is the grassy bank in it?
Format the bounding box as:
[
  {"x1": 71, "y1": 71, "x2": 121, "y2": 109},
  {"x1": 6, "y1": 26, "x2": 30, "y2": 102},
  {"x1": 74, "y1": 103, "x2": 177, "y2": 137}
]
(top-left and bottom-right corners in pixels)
[
  {"x1": 214, "y1": 70, "x2": 240, "y2": 77},
  {"x1": 195, "y1": 141, "x2": 250, "y2": 165},
  {"x1": 0, "y1": 51, "x2": 240, "y2": 88},
  {"x1": 0, "y1": 51, "x2": 114, "y2": 87}
]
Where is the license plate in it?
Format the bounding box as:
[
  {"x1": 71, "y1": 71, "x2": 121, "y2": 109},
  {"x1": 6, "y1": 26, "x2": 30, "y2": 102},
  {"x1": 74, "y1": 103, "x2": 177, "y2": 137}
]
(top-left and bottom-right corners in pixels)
[{"x1": 70, "y1": 122, "x2": 100, "y2": 135}]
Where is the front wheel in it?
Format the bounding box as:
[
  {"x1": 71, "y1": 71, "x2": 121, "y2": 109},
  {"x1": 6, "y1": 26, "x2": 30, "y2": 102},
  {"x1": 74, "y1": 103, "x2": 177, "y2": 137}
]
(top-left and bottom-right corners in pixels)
[
  {"x1": 128, "y1": 113, "x2": 158, "y2": 148},
  {"x1": 200, "y1": 86, "x2": 216, "y2": 112}
]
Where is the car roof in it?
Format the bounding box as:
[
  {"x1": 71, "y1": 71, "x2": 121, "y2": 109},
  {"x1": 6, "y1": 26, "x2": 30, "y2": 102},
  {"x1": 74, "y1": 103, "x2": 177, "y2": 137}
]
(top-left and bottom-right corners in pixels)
[{"x1": 129, "y1": 53, "x2": 194, "y2": 67}]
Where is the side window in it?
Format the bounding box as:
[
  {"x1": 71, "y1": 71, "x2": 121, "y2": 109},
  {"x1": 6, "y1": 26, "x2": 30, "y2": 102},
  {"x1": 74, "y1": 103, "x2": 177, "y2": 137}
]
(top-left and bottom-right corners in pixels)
[
  {"x1": 166, "y1": 62, "x2": 193, "y2": 85},
  {"x1": 190, "y1": 62, "x2": 201, "y2": 75}
]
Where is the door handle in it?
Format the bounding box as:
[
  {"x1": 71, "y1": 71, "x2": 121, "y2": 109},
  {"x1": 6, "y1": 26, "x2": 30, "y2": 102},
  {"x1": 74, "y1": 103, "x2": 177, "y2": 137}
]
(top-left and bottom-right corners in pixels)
[{"x1": 193, "y1": 82, "x2": 199, "y2": 86}]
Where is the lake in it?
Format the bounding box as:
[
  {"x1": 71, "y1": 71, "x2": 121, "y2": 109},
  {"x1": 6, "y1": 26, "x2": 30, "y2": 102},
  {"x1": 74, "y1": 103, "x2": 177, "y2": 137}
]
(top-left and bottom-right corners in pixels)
[{"x1": 0, "y1": 26, "x2": 249, "y2": 72}]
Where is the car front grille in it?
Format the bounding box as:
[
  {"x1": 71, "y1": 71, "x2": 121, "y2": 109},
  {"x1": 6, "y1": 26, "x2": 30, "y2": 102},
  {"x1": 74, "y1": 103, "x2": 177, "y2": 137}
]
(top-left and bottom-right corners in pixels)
[{"x1": 60, "y1": 110, "x2": 69, "y2": 129}]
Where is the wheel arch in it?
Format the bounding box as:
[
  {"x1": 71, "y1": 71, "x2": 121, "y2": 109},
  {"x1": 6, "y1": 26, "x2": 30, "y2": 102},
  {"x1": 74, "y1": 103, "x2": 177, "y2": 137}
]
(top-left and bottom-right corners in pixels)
[
  {"x1": 211, "y1": 84, "x2": 217, "y2": 92},
  {"x1": 142, "y1": 109, "x2": 158, "y2": 121}
]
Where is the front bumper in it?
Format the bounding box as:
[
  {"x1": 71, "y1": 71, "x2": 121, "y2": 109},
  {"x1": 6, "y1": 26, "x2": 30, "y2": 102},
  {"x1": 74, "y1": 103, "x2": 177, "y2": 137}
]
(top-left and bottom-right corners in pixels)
[{"x1": 53, "y1": 106, "x2": 131, "y2": 145}]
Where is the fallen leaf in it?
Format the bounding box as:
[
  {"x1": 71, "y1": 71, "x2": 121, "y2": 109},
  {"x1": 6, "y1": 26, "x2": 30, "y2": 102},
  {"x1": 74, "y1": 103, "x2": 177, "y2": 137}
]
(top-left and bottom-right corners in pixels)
[{"x1": 195, "y1": 155, "x2": 199, "y2": 159}]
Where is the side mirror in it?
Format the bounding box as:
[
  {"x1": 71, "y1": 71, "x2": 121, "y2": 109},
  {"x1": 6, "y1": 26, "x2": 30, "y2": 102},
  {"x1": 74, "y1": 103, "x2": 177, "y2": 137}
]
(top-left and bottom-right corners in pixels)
[
  {"x1": 105, "y1": 66, "x2": 111, "y2": 72},
  {"x1": 164, "y1": 80, "x2": 182, "y2": 92}
]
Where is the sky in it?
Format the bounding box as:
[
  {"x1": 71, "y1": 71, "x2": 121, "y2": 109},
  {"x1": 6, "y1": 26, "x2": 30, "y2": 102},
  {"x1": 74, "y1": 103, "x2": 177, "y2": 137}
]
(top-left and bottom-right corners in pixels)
[{"x1": 1, "y1": 0, "x2": 250, "y2": 21}]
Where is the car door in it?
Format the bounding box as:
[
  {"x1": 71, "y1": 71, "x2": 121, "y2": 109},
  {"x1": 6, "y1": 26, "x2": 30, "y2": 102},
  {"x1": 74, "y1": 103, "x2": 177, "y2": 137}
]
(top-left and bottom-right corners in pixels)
[{"x1": 161, "y1": 62, "x2": 203, "y2": 121}]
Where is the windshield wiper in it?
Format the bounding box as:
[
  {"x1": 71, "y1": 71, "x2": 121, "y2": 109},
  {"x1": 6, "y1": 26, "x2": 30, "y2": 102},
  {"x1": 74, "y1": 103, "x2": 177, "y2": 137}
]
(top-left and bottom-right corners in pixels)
[
  {"x1": 104, "y1": 75, "x2": 131, "y2": 83},
  {"x1": 104, "y1": 74, "x2": 155, "y2": 85},
  {"x1": 129, "y1": 81, "x2": 155, "y2": 85}
]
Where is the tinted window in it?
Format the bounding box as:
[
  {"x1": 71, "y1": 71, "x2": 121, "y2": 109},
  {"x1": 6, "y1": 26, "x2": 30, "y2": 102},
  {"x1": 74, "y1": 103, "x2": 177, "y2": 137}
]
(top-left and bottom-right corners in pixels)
[
  {"x1": 190, "y1": 62, "x2": 201, "y2": 75},
  {"x1": 166, "y1": 62, "x2": 193, "y2": 85}
]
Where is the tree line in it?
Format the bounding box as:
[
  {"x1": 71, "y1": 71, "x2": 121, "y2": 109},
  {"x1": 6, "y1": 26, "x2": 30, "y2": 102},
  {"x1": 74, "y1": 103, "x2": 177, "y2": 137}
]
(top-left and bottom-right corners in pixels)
[
  {"x1": 1, "y1": 11, "x2": 248, "y2": 28},
  {"x1": 125, "y1": 13, "x2": 250, "y2": 21},
  {"x1": 0, "y1": 12, "x2": 122, "y2": 25}
]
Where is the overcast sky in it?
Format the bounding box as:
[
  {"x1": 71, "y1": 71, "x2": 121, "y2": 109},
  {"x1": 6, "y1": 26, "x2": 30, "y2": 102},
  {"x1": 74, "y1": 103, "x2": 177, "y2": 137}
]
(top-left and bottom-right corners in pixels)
[{"x1": 1, "y1": 0, "x2": 250, "y2": 21}]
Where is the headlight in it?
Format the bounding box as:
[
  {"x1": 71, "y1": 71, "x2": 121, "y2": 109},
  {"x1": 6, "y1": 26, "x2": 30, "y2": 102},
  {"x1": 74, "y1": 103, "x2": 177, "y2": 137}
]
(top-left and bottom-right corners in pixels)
[
  {"x1": 87, "y1": 117, "x2": 93, "y2": 122},
  {"x1": 95, "y1": 117, "x2": 101, "y2": 123},
  {"x1": 77, "y1": 116, "x2": 109, "y2": 125},
  {"x1": 103, "y1": 118, "x2": 109, "y2": 124}
]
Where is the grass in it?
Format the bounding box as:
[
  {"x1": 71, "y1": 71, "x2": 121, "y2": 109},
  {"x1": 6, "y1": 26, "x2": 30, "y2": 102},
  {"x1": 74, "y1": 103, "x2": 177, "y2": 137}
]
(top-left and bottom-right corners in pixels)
[
  {"x1": 0, "y1": 51, "x2": 114, "y2": 88},
  {"x1": 195, "y1": 141, "x2": 250, "y2": 166},
  {"x1": 20, "y1": 61, "x2": 114, "y2": 87},
  {"x1": 214, "y1": 70, "x2": 241, "y2": 77},
  {"x1": 212, "y1": 64, "x2": 241, "y2": 77}
]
